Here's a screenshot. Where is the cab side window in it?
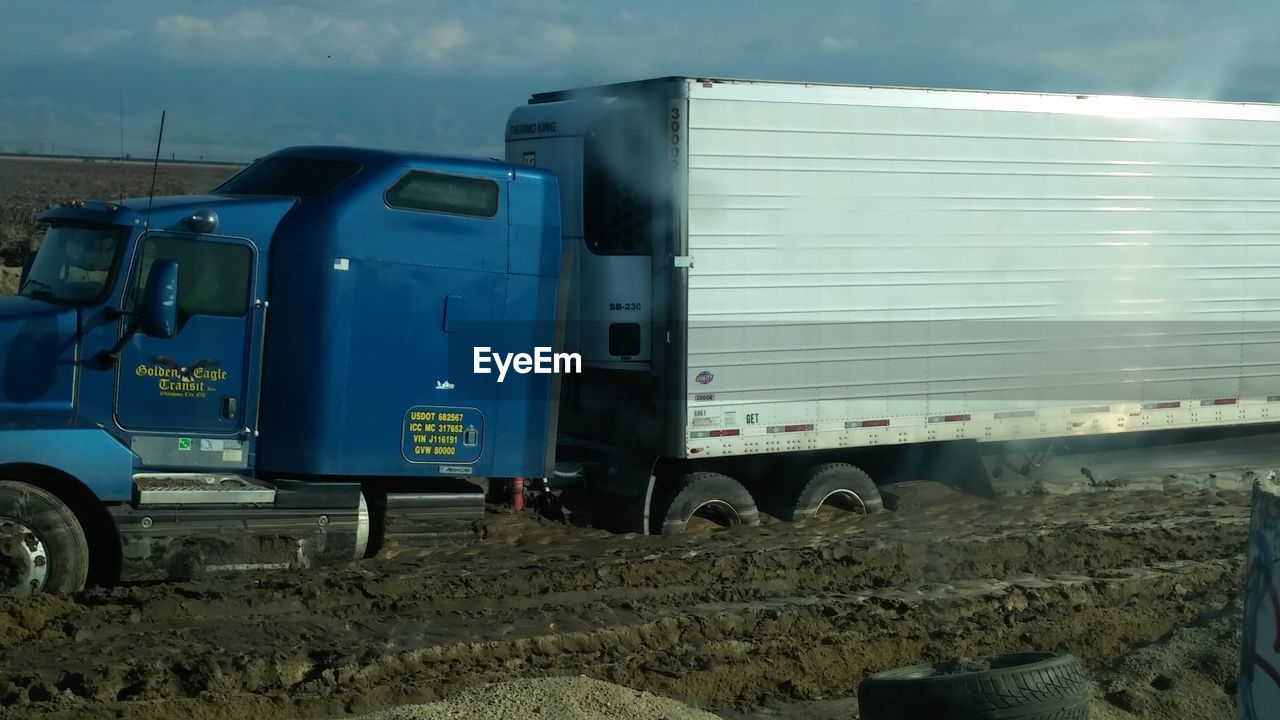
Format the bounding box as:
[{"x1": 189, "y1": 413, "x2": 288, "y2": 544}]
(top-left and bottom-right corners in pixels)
[
  {"x1": 133, "y1": 235, "x2": 253, "y2": 320},
  {"x1": 384, "y1": 170, "x2": 500, "y2": 218}
]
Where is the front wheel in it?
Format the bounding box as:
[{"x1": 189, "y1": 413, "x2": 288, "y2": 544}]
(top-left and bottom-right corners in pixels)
[{"x1": 0, "y1": 481, "x2": 89, "y2": 596}]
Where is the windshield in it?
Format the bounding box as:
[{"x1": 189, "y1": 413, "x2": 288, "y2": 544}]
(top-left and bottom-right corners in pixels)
[
  {"x1": 20, "y1": 224, "x2": 125, "y2": 305},
  {"x1": 212, "y1": 156, "x2": 360, "y2": 197}
]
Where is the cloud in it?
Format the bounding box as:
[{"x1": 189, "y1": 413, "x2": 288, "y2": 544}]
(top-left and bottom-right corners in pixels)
[
  {"x1": 144, "y1": 5, "x2": 661, "y2": 77},
  {"x1": 155, "y1": 15, "x2": 217, "y2": 40},
  {"x1": 228, "y1": 9, "x2": 272, "y2": 40},
  {"x1": 153, "y1": 15, "x2": 220, "y2": 57},
  {"x1": 55, "y1": 28, "x2": 135, "y2": 57},
  {"x1": 408, "y1": 20, "x2": 472, "y2": 67},
  {"x1": 153, "y1": 10, "x2": 402, "y2": 68},
  {"x1": 10, "y1": 0, "x2": 1280, "y2": 163},
  {"x1": 304, "y1": 16, "x2": 334, "y2": 34},
  {"x1": 857, "y1": 0, "x2": 1280, "y2": 102},
  {"x1": 330, "y1": 19, "x2": 403, "y2": 66},
  {"x1": 821, "y1": 35, "x2": 853, "y2": 55},
  {"x1": 540, "y1": 23, "x2": 578, "y2": 54}
]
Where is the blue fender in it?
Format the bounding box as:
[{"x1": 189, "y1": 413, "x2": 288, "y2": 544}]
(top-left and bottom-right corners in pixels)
[{"x1": 0, "y1": 428, "x2": 136, "y2": 501}]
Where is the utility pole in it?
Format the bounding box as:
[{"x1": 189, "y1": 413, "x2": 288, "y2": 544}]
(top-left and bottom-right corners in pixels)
[{"x1": 119, "y1": 89, "x2": 124, "y2": 160}]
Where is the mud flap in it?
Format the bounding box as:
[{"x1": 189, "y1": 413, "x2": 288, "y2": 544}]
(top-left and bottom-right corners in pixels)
[
  {"x1": 929, "y1": 440, "x2": 997, "y2": 499},
  {"x1": 581, "y1": 460, "x2": 658, "y2": 535}
]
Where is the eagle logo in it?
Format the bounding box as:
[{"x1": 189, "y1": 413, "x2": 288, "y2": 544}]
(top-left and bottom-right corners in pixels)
[{"x1": 151, "y1": 356, "x2": 220, "y2": 383}]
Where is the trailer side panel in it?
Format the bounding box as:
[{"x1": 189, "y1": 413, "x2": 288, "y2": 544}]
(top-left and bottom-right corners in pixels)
[{"x1": 681, "y1": 80, "x2": 1280, "y2": 457}]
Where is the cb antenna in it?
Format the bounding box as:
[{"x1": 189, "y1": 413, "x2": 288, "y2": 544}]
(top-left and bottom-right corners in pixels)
[{"x1": 144, "y1": 110, "x2": 166, "y2": 229}]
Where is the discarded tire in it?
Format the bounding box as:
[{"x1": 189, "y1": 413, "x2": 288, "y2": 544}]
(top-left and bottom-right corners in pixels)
[{"x1": 859, "y1": 651, "x2": 1089, "y2": 720}]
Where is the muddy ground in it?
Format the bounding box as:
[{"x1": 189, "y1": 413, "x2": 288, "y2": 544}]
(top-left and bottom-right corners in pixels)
[{"x1": 0, "y1": 481, "x2": 1250, "y2": 720}]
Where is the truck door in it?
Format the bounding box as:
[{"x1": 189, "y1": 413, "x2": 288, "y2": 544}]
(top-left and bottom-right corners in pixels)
[{"x1": 114, "y1": 231, "x2": 256, "y2": 468}]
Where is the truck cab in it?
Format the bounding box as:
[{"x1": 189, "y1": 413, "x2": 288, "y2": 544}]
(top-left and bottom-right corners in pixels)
[{"x1": 0, "y1": 147, "x2": 563, "y2": 595}]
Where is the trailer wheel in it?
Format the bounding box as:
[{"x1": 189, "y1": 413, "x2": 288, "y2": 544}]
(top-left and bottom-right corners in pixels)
[
  {"x1": 0, "y1": 481, "x2": 89, "y2": 596},
  {"x1": 858, "y1": 652, "x2": 1089, "y2": 720},
  {"x1": 787, "y1": 463, "x2": 883, "y2": 521},
  {"x1": 655, "y1": 472, "x2": 760, "y2": 535}
]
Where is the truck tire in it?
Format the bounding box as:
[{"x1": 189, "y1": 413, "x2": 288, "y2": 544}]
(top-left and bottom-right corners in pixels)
[
  {"x1": 785, "y1": 463, "x2": 883, "y2": 521},
  {"x1": 859, "y1": 652, "x2": 1089, "y2": 720},
  {"x1": 654, "y1": 472, "x2": 760, "y2": 535},
  {"x1": 0, "y1": 481, "x2": 89, "y2": 596}
]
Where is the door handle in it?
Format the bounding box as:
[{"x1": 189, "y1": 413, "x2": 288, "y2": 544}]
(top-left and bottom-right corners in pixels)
[
  {"x1": 444, "y1": 294, "x2": 463, "y2": 333},
  {"x1": 221, "y1": 396, "x2": 238, "y2": 420}
]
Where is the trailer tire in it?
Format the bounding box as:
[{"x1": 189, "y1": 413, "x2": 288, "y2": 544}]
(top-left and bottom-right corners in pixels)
[
  {"x1": 655, "y1": 472, "x2": 759, "y2": 535},
  {"x1": 858, "y1": 652, "x2": 1089, "y2": 720},
  {"x1": 0, "y1": 481, "x2": 89, "y2": 596},
  {"x1": 786, "y1": 463, "x2": 883, "y2": 521}
]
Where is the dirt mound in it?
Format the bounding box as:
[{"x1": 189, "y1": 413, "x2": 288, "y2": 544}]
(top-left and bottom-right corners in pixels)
[
  {"x1": 1090, "y1": 601, "x2": 1241, "y2": 720},
  {"x1": 353, "y1": 676, "x2": 721, "y2": 720}
]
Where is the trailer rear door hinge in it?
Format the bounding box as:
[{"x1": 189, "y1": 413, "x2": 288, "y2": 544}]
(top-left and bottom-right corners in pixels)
[{"x1": 673, "y1": 255, "x2": 694, "y2": 268}]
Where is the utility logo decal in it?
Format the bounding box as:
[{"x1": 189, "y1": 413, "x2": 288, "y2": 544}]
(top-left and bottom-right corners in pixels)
[
  {"x1": 136, "y1": 356, "x2": 227, "y2": 398},
  {"x1": 695, "y1": 370, "x2": 714, "y2": 385}
]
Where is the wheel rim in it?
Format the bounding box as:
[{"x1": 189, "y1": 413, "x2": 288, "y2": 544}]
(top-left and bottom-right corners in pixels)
[
  {"x1": 813, "y1": 489, "x2": 867, "y2": 519},
  {"x1": 685, "y1": 500, "x2": 741, "y2": 533},
  {"x1": 0, "y1": 517, "x2": 49, "y2": 596}
]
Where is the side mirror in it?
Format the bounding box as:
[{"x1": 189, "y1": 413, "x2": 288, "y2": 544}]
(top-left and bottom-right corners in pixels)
[
  {"x1": 140, "y1": 260, "x2": 178, "y2": 338},
  {"x1": 18, "y1": 252, "x2": 35, "y2": 291}
]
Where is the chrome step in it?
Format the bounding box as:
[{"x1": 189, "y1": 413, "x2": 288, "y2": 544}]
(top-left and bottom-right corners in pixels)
[{"x1": 133, "y1": 473, "x2": 276, "y2": 505}]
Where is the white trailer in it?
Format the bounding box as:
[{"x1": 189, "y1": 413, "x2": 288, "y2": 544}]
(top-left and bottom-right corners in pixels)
[{"x1": 507, "y1": 76, "x2": 1280, "y2": 532}]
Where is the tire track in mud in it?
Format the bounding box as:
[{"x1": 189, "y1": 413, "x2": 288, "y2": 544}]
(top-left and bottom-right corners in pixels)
[
  {"x1": 0, "y1": 488, "x2": 1252, "y2": 719},
  {"x1": 2, "y1": 494, "x2": 1243, "y2": 641}
]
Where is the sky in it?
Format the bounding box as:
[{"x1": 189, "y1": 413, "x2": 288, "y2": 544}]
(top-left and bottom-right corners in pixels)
[{"x1": 2, "y1": 1, "x2": 1278, "y2": 163}]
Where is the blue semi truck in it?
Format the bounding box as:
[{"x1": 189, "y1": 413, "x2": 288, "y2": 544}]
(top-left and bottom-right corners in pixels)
[
  {"x1": 7, "y1": 75, "x2": 1280, "y2": 596},
  {"x1": 2, "y1": 147, "x2": 576, "y2": 595}
]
